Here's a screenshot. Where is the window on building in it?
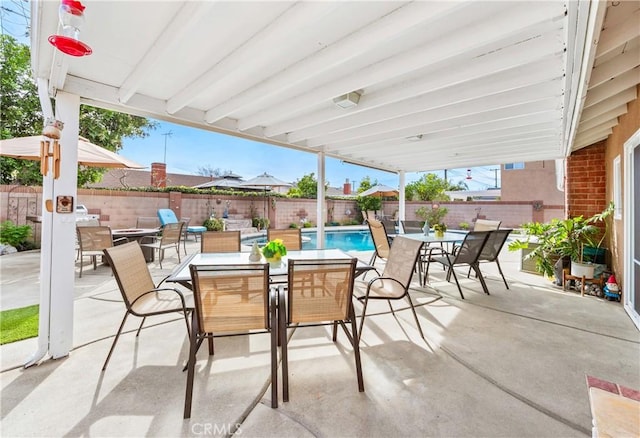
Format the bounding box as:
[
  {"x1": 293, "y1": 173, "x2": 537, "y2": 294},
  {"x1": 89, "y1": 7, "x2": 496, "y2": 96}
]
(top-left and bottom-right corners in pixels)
[
  {"x1": 504, "y1": 162, "x2": 524, "y2": 170},
  {"x1": 613, "y1": 155, "x2": 622, "y2": 220}
]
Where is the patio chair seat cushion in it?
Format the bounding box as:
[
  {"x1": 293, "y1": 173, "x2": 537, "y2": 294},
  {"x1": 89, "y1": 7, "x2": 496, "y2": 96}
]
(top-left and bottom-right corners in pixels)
[
  {"x1": 131, "y1": 290, "x2": 194, "y2": 314},
  {"x1": 187, "y1": 226, "x2": 206, "y2": 233}
]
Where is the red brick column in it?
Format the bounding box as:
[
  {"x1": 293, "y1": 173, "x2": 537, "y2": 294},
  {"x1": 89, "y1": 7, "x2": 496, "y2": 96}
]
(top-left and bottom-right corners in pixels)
[
  {"x1": 566, "y1": 141, "x2": 606, "y2": 220},
  {"x1": 151, "y1": 162, "x2": 167, "y2": 188}
]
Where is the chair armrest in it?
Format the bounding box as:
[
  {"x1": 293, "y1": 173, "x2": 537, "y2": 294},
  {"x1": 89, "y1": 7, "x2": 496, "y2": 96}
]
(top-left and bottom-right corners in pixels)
[
  {"x1": 130, "y1": 287, "x2": 191, "y2": 311},
  {"x1": 113, "y1": 237, "x2": 129, "y2": 245}
]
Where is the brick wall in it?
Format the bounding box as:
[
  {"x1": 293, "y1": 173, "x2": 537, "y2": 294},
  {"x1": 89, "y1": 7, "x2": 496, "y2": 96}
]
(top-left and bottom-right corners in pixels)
[{"x1": 566, "y1": 141, "x2": 607, "y2": 220}]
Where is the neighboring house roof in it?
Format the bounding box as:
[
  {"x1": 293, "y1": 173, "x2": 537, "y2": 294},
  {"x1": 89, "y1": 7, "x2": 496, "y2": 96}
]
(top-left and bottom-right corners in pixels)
[{"x1": 88, "y1": 169, "x2": 213, "y2": 189}]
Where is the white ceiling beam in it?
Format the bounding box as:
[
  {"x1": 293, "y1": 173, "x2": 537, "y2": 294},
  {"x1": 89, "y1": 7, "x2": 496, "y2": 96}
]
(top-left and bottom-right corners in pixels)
[
  {"x1": 578, "y1": 105, "x2": 627, "y2": 132},
  {"x1": 573, "y1": 131, "x2": 611, "y2": 150},
  {"x1": 583, "y1": 68, "x2": 640, "y2": 108},
  {"x1": 306, "y1": 82, "x2": 561, "y2": 147},
  {"x1": 596, "y1": 8, "x2": 640, "y2": 58},
  {"x1": 287, "y1": 57, "x2": 563, "y2": 142},
  {"x1": 264, "y1": 32, "x2": 564, "y2": 137},
  {"x1": 576, "y1": 119, "x2": 619, "y2": 140},
  {"x1": 203, "y1": 1, "x2": 466, "y2": 124},
  {"x1": 166, "y1": 2, "x2": 335, "y2": 114},
  {"x1": 589, "y1": 48, "x2": 640, "y2": 89},
  {"x1": 117, "y1": 1, "x2": 218, "y2": 104},
  {"x1": 580, "y1": 87, "x2": 636, "y2": 122},
  {"x1": 238, "y1": 2, "x2": 564, "y2": 130},
  {"x1": 325, "y1": 102, "x2": 560, "y2": 152}
]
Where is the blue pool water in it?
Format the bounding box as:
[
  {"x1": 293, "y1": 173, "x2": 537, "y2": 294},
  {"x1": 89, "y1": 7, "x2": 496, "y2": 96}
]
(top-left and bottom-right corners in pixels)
[{"x1": 243, "y1": 229, "x2": 374, "y2": 251}]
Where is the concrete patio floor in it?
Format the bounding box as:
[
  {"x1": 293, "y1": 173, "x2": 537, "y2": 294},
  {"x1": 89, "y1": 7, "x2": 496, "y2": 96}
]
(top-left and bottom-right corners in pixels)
[{"x1": 1, "y1": 237, "x2": 639, "y2": 437}]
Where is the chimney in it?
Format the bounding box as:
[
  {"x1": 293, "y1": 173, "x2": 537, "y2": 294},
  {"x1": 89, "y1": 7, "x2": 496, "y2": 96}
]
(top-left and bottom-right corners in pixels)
[
  {"x1": 151, "y1": 162, "x2": 167, "y2": 188},
  {"x1": 343, "y1": 178, "x2": 351, "y2": 195}
]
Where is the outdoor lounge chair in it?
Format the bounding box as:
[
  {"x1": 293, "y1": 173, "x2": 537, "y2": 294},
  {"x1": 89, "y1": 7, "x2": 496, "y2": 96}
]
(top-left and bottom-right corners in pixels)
[
  {"x1": 357, "y1": 236, "x2": 426, "y2": 339},
  {"x1": 180, "y1": 217, "x2": 207, "y2": 253},
  {"x1": 140, "y1": 222, "x2": 184, "y2": 269},
  {"x1": 366, "y1": 219, "x2": 391, "y2": 267},
  {"x1": 426, "y1": 231, "x2": 491, "y2": 299},
  {"x1": 267, "y1": 228, "x2": 302, "y2": 250},
  {"x1": 76, "y1": 225, "x2": 128, "y2": 277},
  {"x1": 201, "y1": 230, "x2": 241, "y2": 253},
  {"x1": 101, "y1": 241, "x2": 192, "y2": 371},
  {"x1": 280, "y1": 258, "x2": 363, "y2": 401},
  {"x1": 469, "y1": 229, "x2": 512, "y2": 289},
  {"x1": 185, "y1": 263, "x2": 277, "y2": 418}
]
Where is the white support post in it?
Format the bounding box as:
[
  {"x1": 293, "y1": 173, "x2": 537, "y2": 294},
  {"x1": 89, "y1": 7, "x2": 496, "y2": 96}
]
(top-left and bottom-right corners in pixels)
[
  {"x1": 25, "y1": 91, "x2": 80, "y2": 366},
  {"x1": 399, "y1": 171, "x2": 406, "y2": 222},
  {"x1": 316, "y1": 152, "x2": 326, "y2": 249}
]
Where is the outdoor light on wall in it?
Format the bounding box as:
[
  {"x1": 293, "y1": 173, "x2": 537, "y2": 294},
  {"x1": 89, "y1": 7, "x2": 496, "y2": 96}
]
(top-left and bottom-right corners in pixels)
[
  {"x1": 333, "y1": 91, "x2": 361, "y2": 109},
  {"x1": 48, "y1": 0, "x2": 93, "y2": 57}
]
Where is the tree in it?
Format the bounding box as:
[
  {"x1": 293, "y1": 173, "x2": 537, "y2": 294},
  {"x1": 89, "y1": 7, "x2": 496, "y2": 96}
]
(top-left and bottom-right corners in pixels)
[
  {"x1": 196, "y1": 166, "x2": 233, "y2": 177},
  {"x1": 0, "y1": 35, "x2": 157, "y2": 187},
  {"x1": 288, "y1": 172, "x2": 328, "y2": 199},
  {"x1": 356, "y1": 176, "x2": 377, "y2": 194},
  {"x1": 405, "y1": 173, "x2": 467, "y2": 201}
]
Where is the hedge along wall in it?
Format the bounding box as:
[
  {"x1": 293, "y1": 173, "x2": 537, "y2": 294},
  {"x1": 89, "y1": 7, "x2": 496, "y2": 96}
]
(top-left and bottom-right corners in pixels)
[{"x1": 1, "y1": 185, "x2": 562, "y2": 233}]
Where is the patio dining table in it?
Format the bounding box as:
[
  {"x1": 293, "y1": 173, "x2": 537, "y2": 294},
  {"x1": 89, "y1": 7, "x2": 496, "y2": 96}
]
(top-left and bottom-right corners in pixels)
[{"x1": 166, "y1": 248, "x2": 375, "y2": 290}]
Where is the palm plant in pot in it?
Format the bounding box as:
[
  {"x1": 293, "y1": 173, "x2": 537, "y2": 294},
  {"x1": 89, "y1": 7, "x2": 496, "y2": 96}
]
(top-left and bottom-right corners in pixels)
[{"x1": 508, "y1": 203, "x2": 613, "y2": 279}]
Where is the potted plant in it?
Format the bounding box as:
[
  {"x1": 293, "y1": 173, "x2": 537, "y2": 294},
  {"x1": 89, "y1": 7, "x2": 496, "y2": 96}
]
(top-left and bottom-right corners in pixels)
[
  {"x1": 508, "y1": 203, "x2": 613, "y2": 279},
  {"x1": 433, "y1": 223, "x2": 447, "y2": 238},
  {"x1": 415, "y1": 205, "x2": 448, "y2": 229},
  {"x1": 203, "y1": 217, "x2": 224, "y2": 231},
  {"x1": 262, "y1": 238, "x2": 287, "y2": 267}
]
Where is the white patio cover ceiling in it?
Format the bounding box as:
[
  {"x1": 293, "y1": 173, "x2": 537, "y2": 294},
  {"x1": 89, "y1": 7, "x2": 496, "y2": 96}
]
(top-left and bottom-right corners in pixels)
[{"x1": 30, "y1": 1, "x2": 638, "y2": 173}]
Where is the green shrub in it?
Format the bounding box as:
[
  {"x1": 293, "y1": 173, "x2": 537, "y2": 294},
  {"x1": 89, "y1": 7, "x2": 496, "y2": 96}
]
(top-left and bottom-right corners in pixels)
[
  {"x1": 203, "y1": 218, "x2": 224, "y2": 231},
  {"x1": 252, "y1": 217, "x2": 270, "y2": 230},
  {"x1": 0, "y1": 221, "x2": 32, "y2": 248},
  {"x1": 302, "y1": 221, "x2": 313, "y2": 228},
  {"x1": 459, "y1": 221, "x2": 470, "y2": 230},
  {"x1": 288, "y1": 223, "x2": 299, "y2": 229},
  {"x1": 341, "y1": 219, "x2": 361, "y2": 226},
  {"x1": 325, "y1": 221, "x2": 340, "y2": 226},
  {"x1": 415, "y1": 206, "x2": 448, "y2": 226}
]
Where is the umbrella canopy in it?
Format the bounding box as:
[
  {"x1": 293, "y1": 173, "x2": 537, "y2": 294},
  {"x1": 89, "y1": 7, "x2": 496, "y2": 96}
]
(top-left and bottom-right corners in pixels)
[
  {"x1": 358, "y1": 184, "x2": 399, "y2": 197},
  {"x1": 0, "y1": 135, "x2": 145, "y2": 168},
  {"x1": 240, "y1": 172, "x2": 292, "y2": 219},
  {"x1": 240, "y1": 172, "x2": 291, "y2": 189}
]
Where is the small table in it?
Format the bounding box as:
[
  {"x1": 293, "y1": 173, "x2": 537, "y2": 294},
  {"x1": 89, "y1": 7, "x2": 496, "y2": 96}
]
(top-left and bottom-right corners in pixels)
[{"x1": 112, "y1": 228, "x2": 160, "y2": 262}]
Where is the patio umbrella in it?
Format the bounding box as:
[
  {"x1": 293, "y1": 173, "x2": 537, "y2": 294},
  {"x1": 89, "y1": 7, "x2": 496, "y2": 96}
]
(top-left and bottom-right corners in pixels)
[
  {"x1": 358, "y1": 184, "x2": 398, "y2": 197},
  {"x1": 0, "y1": 135, "x2": 145, "y2": 168},
  {"x1": 240, "y1": 172, "x2": 291, "y2": 219}
]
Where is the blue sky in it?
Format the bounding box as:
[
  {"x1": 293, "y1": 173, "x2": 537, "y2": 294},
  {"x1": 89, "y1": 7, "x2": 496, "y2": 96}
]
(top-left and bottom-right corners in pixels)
[
  {"x1": 120, "y1": 119, "x2": 501, "y2": 191},
  {"x1": 2, "y1": 4, "x2": 501, "y2": 191}
]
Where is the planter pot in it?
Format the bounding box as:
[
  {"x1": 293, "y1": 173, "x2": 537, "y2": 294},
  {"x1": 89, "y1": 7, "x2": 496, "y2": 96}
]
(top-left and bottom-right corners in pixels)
[
  {"x1": 265, "y1": 255, "x2": 282, "y2": 268},
  {"x1": 434, "y1": 231, "x2": 445, "y2": 238},
  {"x1": 570, "y1": 261, "x2": 595, "y2": 278}
]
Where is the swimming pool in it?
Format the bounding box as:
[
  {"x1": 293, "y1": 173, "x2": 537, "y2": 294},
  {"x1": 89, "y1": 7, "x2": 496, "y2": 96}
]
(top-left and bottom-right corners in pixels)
[{"x1": 243, "y1": 229, "x2": 374, "y2": 252}]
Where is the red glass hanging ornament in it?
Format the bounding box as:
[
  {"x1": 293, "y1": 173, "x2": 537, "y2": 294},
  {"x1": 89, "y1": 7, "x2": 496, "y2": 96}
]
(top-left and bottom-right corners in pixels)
[
  {"x1": 48, "y1": 0, "x2": 92, "y2": 57},
  {"x1": 466, "y1": 169, "x2": 472, "y2": 180}
]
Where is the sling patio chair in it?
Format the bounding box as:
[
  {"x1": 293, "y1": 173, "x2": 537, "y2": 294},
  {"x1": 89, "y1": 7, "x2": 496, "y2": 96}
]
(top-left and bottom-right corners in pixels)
[
  {"x1": 201, "y1": 230, "x2": 241, "y2": 253},
  {"x1": 425, "y1": 230, "x2": 492, "y2": 299},
  {"x1": 469, "y1": 229, "x2": 512, "y2": 289},
  {"x1": 473, "y1": 219, "x2": 501, "y2": 231},
  {"x1": 136, "y1": 216, "x2": 160, "y2": 229},
  {"x1": 357, "y1": 236, "x2": 426, "y2": 340},
  {"x1": 184, "y1": 263, "x2": 277, "y2": 418},
  {"x1": 140, "y1": 221, "x2": 184, "y2": 269},
  {"x1": 401, "y1": 220, "x2": 424, "y2": 234},
  {"x1": 366, "y1": 218, "x2": 391, "y2": 268},
  {"x1": 279, "y1": 258, "x2": 364, "y2": 402},
  {"x1": 101, "y1": 241, "x2": 192, "y2": 371},
  {"x1": 267, "y1": 228, "x2": 302, "y2": 250},
  {"x1": 76, "y1": 225, "x2": 128, "y2": 277}
]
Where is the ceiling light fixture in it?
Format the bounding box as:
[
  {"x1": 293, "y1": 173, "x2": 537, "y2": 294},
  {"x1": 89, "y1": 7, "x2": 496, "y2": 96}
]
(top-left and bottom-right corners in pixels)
[{"x1": 333, "y1": 91, "x2": 361, "y2": 109}]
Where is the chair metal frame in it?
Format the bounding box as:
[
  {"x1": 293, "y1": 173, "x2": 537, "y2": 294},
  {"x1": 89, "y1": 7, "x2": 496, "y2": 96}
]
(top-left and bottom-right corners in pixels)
[
  {"x1": 200, "y1": 230, "x2": 241, "y2": 253},
  {"x1": 184, "y1": 263, "x2": 277, "y2": 418},
  {"x1": 400, "y1": 220, "x2": 424, "y2": 234},
  {"x1": 101, "y1": 241, "x2": 191, "y2": 371},
  {"x1": 76, "y1": 225, "x2": 127, "y2": 277},
  {"x1": 469, "y1": 229, "x2": 512, "y2": 289},
  {"x1": 140, "y1": 222, "x2": 184, "y2": 269},
  {"x1": 426, "y1": 230, "x2": 492, "y2": 298},
  {"x1": 279, "y1": 258, "x2": 364, "y2": 402},
  {"x1": 366, "y1": 219, "x2": 391, "y2": 267},
  {"x1": 358, "y1": 236, "x2": 426, "y2": 339}
]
